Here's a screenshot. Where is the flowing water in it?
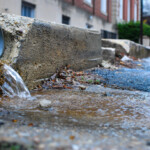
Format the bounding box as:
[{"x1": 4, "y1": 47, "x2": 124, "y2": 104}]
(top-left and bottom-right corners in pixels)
[
  {"x1": 1, "y1": 64, "x2": 31, "y2": 98},
  {"x1": 0, "y1": 60, "x2": 150, "y2": 149}
]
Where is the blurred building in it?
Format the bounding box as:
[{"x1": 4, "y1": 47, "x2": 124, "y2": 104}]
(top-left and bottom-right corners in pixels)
[
  {"x1": 143, "y1": 0, "x2": 150, "y2": 26},
  {"x1": 0, "y1": 0, "x2": 140, "y2": 39}
]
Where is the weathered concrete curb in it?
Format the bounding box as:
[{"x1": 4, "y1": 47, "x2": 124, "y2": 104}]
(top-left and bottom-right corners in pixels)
[
  {"x1": 102, "y1": 39, "x2": 150, "y2": 58},
  {"x1": 0, "y1": 13, "x2": 102, "y2": 89},
  {"x1": 102, "y1": 47, "x2": 115, "y2": 63}
]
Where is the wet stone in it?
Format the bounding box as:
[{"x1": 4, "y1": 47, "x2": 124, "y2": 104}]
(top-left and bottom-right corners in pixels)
[{"x1": 39, "y1": 99, "x2": 52, "y2": 108}]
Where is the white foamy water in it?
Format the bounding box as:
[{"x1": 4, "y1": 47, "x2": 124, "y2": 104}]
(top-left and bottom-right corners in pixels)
[{"x1": 1, "y1": 64, "x2": 31, "y2": 98}]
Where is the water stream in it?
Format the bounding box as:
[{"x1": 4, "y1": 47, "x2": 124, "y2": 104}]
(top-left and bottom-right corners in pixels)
[{"x1": 1, "y1": 64, "x2": 31, "y2": 98}]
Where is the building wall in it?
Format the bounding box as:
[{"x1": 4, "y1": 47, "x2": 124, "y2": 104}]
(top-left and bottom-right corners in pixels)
[
  {"x1": 64, "y1": 0, "x2": 113, "y2": 23},
  {"x1": 116, "y1": 0, "x2": 140, "y2": 23},
  {"x1": 0, "y1": 0, "x2": 21, "y2": 15},
  {"x1": 0, "y1": 0, "x2": 141, "y2": 37},
  {"x1": 0, "y1": 0, "x2": 117, "y2": 34},
  {"x1": 111, "y1": 0, "x2": 118, "y2": 24},
  {"x1": 60, "y1": 1, "x2": 116, "y2": 32}
]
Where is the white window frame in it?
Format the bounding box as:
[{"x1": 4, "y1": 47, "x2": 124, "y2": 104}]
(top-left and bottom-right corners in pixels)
[
  {"x1": 127, "y1": 0, "x2": 130, "y2": 22},
  {"x1": 101, "y1": 0, "x2": 107, "y2": 15},
  {"x1": 119, "y1": 0, "x2": 123, "y2": 20},
  {"x1": 134, "y1": 2, "x2": 137, "y2": 22},
  {"x1": 84, "y1": 0, "x2": 92, "y2": 6}
]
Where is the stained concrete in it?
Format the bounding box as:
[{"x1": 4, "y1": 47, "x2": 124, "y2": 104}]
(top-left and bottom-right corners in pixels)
[
  {"x1": 102, "y1": 39, "x2": 150, "y2": 58},
  {"x1": 0, "y1": 13, "x2": 102, "y2": 89},
  {"x1": 102, "y1": 47, "x2": 115, "y2": 64}
]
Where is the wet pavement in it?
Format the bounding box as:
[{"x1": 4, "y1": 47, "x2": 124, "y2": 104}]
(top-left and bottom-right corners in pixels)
[
  {"x1": 0, "y1": 87, "x2": 150, "y2": 150},
  {"x1": 0, "y1": 58, "x2": 150, "y2": 149},
  {"x1": 88, "y1": 58, "x2": 150, "y2": 92}
]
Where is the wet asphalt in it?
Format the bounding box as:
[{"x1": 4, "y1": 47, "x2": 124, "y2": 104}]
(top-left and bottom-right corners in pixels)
[{"x1": 89, "y1": 58, "x2": 150, "y2": 92}]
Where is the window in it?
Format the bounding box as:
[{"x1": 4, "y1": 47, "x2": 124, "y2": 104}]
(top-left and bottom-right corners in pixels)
[
  {"x1": 101, "y1": 30, "x2": 117, "y2": 39},
  {"x1": 134, "y1": 2, "x2": 137, "y2": 22},
  {"x1": 86, "y1": 23, "x2": 93, "y2": 29},
  {"x1": 84, "y1": 0, "x2": 92, "y2": 5},
  {"x1": 22, "y1": 2, "x2": 35, "y2": 18},
  {"x1": 62, "y1": 15, "x2": 70, "y2": 25},
  {"x1": 127, "y1": 0, "x2": 130, "y2": 22},
  {"x1": 101, "y1": 0, "x2": 107, "y2": 15},
  {"x1": 119, "y1": 0, "x2": 123, "y2": 20}
]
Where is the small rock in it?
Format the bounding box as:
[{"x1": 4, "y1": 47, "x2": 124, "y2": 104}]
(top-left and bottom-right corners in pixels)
[
  {"x1": 79, "y1": 85, "x2": 86, "y2": 90},
  {"x1": 146, "y1": 141, "x2": 150, "y2": 146},
  {"x1": 39, "y1": 100, "x2": 51, "y2": 108},
  {"x1": 102, "y1": 92, "x2": 111, "y2": 97},
  {"x1": 72, "y1": 80, "x2": 80, "y2": 85},
  {"x1": 33, "y1": 137, "x2": 40, "y2": 144},
  {"x1": 38, "y1": 144, "x2": 45, "y2": 150},
  {"x1": 0, "y1": 120, "x2": 5, "y2": 126}
]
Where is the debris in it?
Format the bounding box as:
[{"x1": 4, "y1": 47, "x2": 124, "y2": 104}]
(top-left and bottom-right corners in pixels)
[
  {"x1": 12, "y1": 119, "x2": 18, "y2": 123},
  {"x1": 28, "y1": 123, "x2": 33, "y2": 127},
  {"x1": 137, "y1": 64, "x2": 142, "y2": 66},
  {"x1": 69, "y1": 135, "x2": 75, "y2": 140},
  {"x1": 101, "y1": 60, "x2": 118, "y2": 69},
  {"x1": 35, "y1": 66, "x2": 105, "y2": 91},
  {"x1": 121, "y1": 55, "x2": 132, "y2": 62},
  {"x1": 79, "y1": 85, "x2": 86, "y2": 90}
]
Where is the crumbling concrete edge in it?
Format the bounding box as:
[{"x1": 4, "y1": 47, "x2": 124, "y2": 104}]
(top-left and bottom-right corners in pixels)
[
  {"x1": 0, "y1": 13, "x2": 34, "y2": 64},
  {"x1": 0, "y1": 13, "x2": 102, "y2": 89},
  {"x1": 102, "y1": 39, "x2": 150, "y2": 59}
]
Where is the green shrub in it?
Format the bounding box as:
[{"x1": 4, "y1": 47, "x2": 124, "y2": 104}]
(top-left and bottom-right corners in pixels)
[{"x1": 117, "y1": 21, "x2": 150, "y2": 43}]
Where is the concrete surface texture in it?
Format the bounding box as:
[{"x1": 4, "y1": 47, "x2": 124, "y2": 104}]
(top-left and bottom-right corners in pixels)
[
  {"x1": 102, "y1": 39, "x2": 150, "y2": 58},
  {"x1": 0, "y1": 13, "x2": 102, "y2": 89},
  {"x1": 101, "y1": 47, "x2": 115, "y2": 64}
]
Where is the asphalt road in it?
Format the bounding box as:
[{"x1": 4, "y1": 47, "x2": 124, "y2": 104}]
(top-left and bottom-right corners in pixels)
[{"x1": 89, "y1": 58, "x2": 150, "y2": 92}]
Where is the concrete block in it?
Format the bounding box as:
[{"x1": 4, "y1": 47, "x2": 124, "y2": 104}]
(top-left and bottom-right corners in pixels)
[
  {"x1": 102, "y1": 39, "x2": 128, "y2": 56},
  {"x1": 0, "y1": 13, "x2": 102, "y2": 89},
  {"x1": 102, "y1": 39, "x2": 150, "y2": 59},
  {"x1": 129, "y1": 42, "x2": 150, "y2": 58},
  {"x1": 102, "y1": 47, "x2": 115, "y2": 63}
]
